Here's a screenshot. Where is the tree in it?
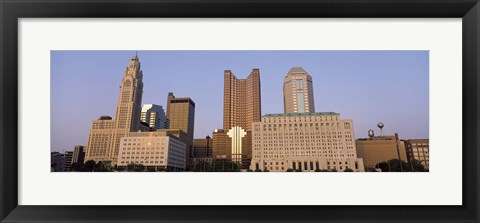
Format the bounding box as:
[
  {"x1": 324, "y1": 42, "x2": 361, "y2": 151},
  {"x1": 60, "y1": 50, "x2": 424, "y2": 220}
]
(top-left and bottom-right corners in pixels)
[
  {"x1": 343, "y1": 168, "x2": 354, "y2": 172},
  {"x1": 213, "y1": 160, "x2": 241, "y2": 172},
  {"x1": 83, "y1": 160, "x2": 96, "y2": 172},
  {"x1": 365, "y1": 167, "x2": 378, "y2": 172},
  {"x1": 254, "y1": 169, "x2": 262, "y2": 172},
  {"x1": 286, "y1": 168, "x2": 294, "y2": 172},
  {"x1": 376, "y1": 159, "x2": 410, "y2": 172},
  {"x1": 193, "y1": 161, "x2": 213, "y2": 172},
  {"x1": 409, "y1": 159, "x2": 426, "y2": 172}
]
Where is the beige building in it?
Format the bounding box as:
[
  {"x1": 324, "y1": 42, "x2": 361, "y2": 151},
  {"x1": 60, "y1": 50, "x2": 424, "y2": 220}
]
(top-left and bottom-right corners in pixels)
[
  {"x1": 85, "y1": 55, "x2": 144, "y2": 164},
  {"x1": 250, "y1": 112, "x2": 364, "y2": 172},
  {"x1": 283, "y1": 67, "x2": 315, "y2": 113},
  {"x1": 116, "y1": 134, "x2": 186, "y2": 171},
  {"x1": 355, "y1": 134, "x2": 408, "y2": 169},
  {"x1": 405, "y1": 139, "x2": 429, "y2": 170}
]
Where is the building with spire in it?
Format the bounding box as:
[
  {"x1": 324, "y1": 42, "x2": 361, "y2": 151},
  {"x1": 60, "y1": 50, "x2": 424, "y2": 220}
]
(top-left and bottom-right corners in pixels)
[
  {"x1": 84, "y1": 55, "x2": 144, "y2": 164},
  {"x1": 283, "y1": 67, "x2": 315, "y2": 113}
]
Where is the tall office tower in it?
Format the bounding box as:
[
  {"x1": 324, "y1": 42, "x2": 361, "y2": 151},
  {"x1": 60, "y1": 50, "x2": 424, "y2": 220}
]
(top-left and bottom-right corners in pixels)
[
  {"x1": 166, "y1": 93, "x2": 195, "y2": 137},
  {"x1": 212, "y1": 69, "x2": 260, "y2": 169},
  {"x1": 283, "y1": 67, "x2": 315, "y2": 113},
  {"x1": 166, "y1": 92, "x2": 195, "y2": 167},
  {"x1": 223, "y1": 69, "x2": 261, "y2": 132},
  {"x1": 250, "y1": 112, "x2": 365, "y2": 172},
  {"x1": 85, "y1": 55, "x2": 144, "y2": 164},
  {"x1": 141, "y1": 104, "x2": 169, "y2": 130}
]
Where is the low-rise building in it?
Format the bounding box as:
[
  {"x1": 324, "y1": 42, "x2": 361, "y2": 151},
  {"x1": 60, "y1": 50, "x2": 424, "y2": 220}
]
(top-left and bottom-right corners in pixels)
[
  {"x1": 250, "y1": 112, "x2": 364, "y2": 172},
  {"x1": 116, "y1": 132, "x2": 186, "y2": 171},
  {"x1": 355, "y1": 134, "x2": 407, "y2": 169},
  {"x1": 404, "y1": 139, "x2": 429, "y2": 170}
]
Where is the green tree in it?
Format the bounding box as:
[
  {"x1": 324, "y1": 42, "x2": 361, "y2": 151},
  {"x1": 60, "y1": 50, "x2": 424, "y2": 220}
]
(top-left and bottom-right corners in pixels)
[
  {"x1": 83, "y1": 160, "x2": 96, "y2": 172},
  {"x1": 286, "y1": 168, "x2": 294, "y2": 172},
  {"x1": 409, "y1": 159, "x2": 426, "y2": 172},
  {"x1": 344, "y1": 168, "x2": 354, "y2": 172},
  {"x1": 376, "y1": 159, "x2": 410, "y2": 172}
]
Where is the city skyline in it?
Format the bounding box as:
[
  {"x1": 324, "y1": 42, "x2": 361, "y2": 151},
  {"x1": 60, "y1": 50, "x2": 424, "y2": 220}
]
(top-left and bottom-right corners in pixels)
[{"x1": 51, "y1": 50, "x2": 429, "y2": 153}]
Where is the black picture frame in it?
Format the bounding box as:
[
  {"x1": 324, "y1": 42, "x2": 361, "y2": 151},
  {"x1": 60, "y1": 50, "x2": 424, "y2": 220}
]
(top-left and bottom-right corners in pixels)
[{"x1": 1, "y1": 0, "x2": 479, "y2": 222}]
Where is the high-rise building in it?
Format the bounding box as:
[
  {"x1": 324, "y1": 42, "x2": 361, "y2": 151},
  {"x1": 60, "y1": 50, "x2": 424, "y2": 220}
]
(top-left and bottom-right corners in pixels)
[
  {"x1": 213, "y1": 69, "x2": 261, "y2": 168},
  {"x1": 141, "y1": 104, "x2": 169, "y2": 130},
  {"x1": 283, "y1": 67, "x2": 315, "y2": 113},
  {"x1": 85, "y1": 55, "x2": 144, "y2": 164},
  {"x1": 223, "y1": 69, "x2": 261, "y2": 132},
  {"x1": 404, "y1": 139, "x2": 429, "y2": 170},
  {"x1": 250, "y1": 112, "x2": 364, "y2": 172},
  {"x1": 355, "y1": 134, "x2": 408, "y2": 169},
  {"x1": 166, "y1": 93, "x2": 195, "y2": 167}
]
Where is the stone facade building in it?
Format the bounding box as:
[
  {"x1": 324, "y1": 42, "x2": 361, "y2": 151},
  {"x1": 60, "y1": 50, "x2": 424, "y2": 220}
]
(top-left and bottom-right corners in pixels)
[{"x1": 250, "y1": 112, "x2": 364, "y2": 172}]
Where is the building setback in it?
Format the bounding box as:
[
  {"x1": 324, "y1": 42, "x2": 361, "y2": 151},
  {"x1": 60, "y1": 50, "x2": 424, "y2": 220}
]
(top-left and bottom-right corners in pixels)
[
  {"x1": 141, "y1": 104, "x2": 169, "y2": 130},
  {"x1": 213, "y1": 69, "x2": 261, "y2": 169},
  {"x1": 250, "y1": 112, "x2": 364, "y2": 172},
  {"x1": 85, "y1": 55, "x2": 144, "y2": 164},
  {"x1": 404, "y1": 139, "x2": 429, "y2": 170},
  {"x1": 283, "y1": 67, "x2": 315, "y2": 113},
  {"x1": 355, "y1": 134, "x2": 408, "y2": 169}
]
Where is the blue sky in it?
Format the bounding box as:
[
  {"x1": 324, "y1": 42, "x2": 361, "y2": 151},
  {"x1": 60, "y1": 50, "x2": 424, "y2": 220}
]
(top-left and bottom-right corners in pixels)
[{"x1": 51, "y1": 50, "x2": 429, "y2": 152}]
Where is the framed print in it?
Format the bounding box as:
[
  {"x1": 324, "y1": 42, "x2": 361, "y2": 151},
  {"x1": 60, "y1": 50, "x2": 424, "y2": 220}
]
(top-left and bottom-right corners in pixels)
[{"x1": 1, "y1": 0, "x2": 479, "y2": 222}]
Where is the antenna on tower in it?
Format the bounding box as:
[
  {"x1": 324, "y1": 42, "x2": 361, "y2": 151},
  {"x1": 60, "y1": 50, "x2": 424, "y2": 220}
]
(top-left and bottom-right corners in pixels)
[
  {"x1": 377, "y1": 122, "x2": 384, "y2": 136},
  {"x1": 135, "y1": 51, "x2": 138, "y2": 58}
]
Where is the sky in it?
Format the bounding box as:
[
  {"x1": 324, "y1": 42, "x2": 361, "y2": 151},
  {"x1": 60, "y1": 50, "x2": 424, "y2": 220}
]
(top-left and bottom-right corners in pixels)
[{"x1": 51, "y1": 50, "x2": 429, "y2": 152}]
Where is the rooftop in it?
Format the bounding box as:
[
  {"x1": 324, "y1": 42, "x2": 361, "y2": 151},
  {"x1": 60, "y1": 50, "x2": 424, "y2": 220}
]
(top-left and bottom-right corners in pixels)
[
  {"x1": 263, "y1": 112, "x2": 339, "y2": 117},
  {"x1": 287, "y1": 67, "x2": 307, "y2": 75}
]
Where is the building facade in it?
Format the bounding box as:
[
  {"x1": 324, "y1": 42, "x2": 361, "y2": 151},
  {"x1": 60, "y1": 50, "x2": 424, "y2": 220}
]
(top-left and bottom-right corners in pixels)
[
  {"x1": 223, "y1": 69, "x2": 261, "y2": 132},
  {"x1": 404, "y1": 139, "x2": 429, "y2": 170},
  {"x1": 355, "y1": 134, "x2": 408, "y2": 169},
  {"x1": 283, "y1": 67, "x2": 315, "y2": 113},
  {"x1": 64, "y1": 151, "x2": 74, "y2": 171},
  {"x1": 141, "y1": 104, "x2": 169, "y2": 130},
  {"x1": 72, "y1": 145, "x2": 85, "y2": 165},
  {"x1": 212, "y1": 69, "x2": 261, "y2": 169},
  {"x1": 166, "y1": 93, "x2": 195, "y2": 165},
  {"x1": 85, "y1": 55, "x2": 144, "y2": 164},
  {"x1": 117, "y1": 135, "x2": 186, "y2": 171},
  {"x1": 250, "y1": 112, "x2": 364, "y2": 172}
]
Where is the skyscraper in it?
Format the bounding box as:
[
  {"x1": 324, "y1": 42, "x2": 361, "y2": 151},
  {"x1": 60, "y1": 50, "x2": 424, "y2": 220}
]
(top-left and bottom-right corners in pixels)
[
  {"x1": 85, "y1": 55, "x2": 144, "y2": 164},
  {"x1": 283, "y1": 67, "x2": 315, "y2": 113},
  {"x1": 223, "y1": 69, "x2": 261, "y2": 132},
  {"x1": 166, "y1": 92, "x2": 195, "y2": 166},
  {"x1": 166, "y1": 92, "x2": 195, "y2": 136},
  {"x1": 213, "y1": 69, "x2": 261, "y2": 169},
  {"x1": 141, "y1": 104, "x2": 169, "y2": 130}
]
